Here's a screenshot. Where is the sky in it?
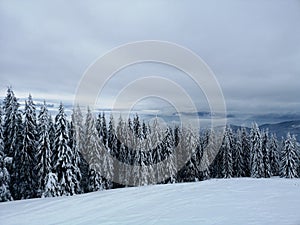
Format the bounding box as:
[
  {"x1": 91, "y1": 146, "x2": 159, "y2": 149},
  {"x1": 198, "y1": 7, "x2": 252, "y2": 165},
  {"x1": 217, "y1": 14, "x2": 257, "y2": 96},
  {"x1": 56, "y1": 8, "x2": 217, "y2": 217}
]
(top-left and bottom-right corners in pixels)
[{"x1": 0, "y1": 0, "x2": 300, "y2": 118}]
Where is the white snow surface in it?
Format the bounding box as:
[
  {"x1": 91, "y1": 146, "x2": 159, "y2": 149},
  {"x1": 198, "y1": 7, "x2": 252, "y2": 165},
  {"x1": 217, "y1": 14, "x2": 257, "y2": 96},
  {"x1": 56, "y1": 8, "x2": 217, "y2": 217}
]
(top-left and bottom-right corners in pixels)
[{"x1": 1, "y1": 178, "x2": 300, "y2": 225}]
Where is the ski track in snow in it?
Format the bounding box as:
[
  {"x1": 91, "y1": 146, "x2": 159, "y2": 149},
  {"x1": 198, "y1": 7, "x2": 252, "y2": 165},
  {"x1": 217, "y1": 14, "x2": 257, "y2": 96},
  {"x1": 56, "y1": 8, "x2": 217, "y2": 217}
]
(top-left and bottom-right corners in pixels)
[{"x1": 0, "y1": 178, "x2": 300, "y2": 225}]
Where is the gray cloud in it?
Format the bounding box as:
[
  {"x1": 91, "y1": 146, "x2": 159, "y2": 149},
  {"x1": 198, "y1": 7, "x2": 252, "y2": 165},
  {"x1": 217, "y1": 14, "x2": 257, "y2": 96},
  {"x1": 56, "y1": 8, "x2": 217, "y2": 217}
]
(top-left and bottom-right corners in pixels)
[{"x1": 0, "y1": 0, "x2": 299, "y2": 116}]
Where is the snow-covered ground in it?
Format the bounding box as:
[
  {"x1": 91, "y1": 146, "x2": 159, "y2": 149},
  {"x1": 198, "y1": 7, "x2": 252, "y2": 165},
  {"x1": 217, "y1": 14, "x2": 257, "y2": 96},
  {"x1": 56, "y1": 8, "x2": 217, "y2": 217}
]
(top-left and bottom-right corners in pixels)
[{"x1": 1, "y1": 178, "x2": 300, "y2": 225}]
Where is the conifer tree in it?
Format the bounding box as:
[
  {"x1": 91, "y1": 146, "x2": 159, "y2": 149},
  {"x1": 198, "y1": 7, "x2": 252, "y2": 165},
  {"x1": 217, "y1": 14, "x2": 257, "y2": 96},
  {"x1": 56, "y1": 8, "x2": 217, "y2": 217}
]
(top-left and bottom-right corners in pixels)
[
  {"x1": 221, "y1": 126, "x2": 234, "y2": 178},
  {"x1": 48, "y1": 115, "x2": 55, "y2": 152},
  {"x1": 35, "y1": 101, "x2": 52, "y2": 196},
  {"x1": 53, "y1": 103, "x2": 80, "y2": 196},
  {"x1": 241, "y1": 127, "x2": 251, "y2": 177},
  {"x1": 0, "y1": 110, "x2": 12, "y2": 202},
  {"x1": 100, "y1": 112, "x2": 108, "y2": 147},
  {"x1": 14, "y1": 96, "x2": 37, "y2": 199},
  {"x1": 86, "y1": 113, "x2": 105, "y2": 192},
  {"x1": 280, "y1": 133, "x2": 298, "y2": 178},
  {"x1": 261, "y1": 130, "x2": 271, "y2": 178},
  {"x1": 162, "y1": 126, "x2": 177, "y2": 184},
  {"x1": 43, "y1": 172, "x2": 60, "y2": 197},
  {"x1": 269, "y1": 134, "x2": 280, "y2": 176},
  {"x1": 234, "y1": 129, "x2": 245, "y2": 177},
  {"x1": 3, "y1": 87, "x2": 22, "y2": 159},
  {"x1": 251, "y1": 123, "x2": 264, "y2": 178},
  {"x1": 0, "y1": 153, "x2": 13, "y2": 202},
  {"x1": 72, "y1": 106, "x2": 88, "y2": 192}
]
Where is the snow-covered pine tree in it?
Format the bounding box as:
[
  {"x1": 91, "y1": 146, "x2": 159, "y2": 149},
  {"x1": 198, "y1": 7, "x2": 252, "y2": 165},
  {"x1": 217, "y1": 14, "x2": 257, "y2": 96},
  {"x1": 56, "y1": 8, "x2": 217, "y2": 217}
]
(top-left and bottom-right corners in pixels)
[
  {"x1": 133, "y1": 114, "x2": 141, "y2": 139},
  {"x1": 2, "y1": 88, "x2": 22, "y2": 199},
  {"x1": 162, "y1": 126, "x2": 177, "y2": 184},
  {"x1": 48, "y1": 114, "x2": 55, "y2": 152},
  {"x1": 176, "y1": 126, "x2": 188, "y2": 182},
  {"x1": 151, "y1": 117, "x2": 164, "y2": 183},
  {"x1": 0, "y1": 110, "x2": 12, "y2": 202},
  {"x1": 143, "y1": 122, "x2": 155, "y2": 185},
  {"x1": 96, "y1": 113, "x2": 102, "y2": 136},
  {"x1": 199, "y1": 145, "x2": 210, "y2": 180},
  {"x1": 35, "y1": 101, "x2": 52, "y2": 197},
  {"x1": 43, "y1": 172, "x2": 60, "y2": 197},
  {"x1": 116, "y1": 115, "x2": 127, "y2": 187},
  {"x1": 241, "y1": 127, "x2": 251, "y2": 177},
  {"x1": 85, "y1": 112, "x2": 105, "y2": 192},
  {"x1": 220, "y1": 126, "x2": 234, "y2": 178},
  {"x1": 142, "y1": 121, "x2": 148, "y2": 140},
  {"x1": 106, "y1": 113, "x2": 116, "y2": 188},
  {"x1": 132, "y1": 149, "x2": 141, "y2": 186},
  {"x1": 132, "y1": 115, "x2": 143, "y2": 186},
  {"x1": 234, "y1": 129, "x2": 245, "y2": 177},
  {"x1": 3, "y1": 87, "x2": 22, "y2": 159},
  {"x1": 53, "y1": 103, "x2": 80, "y2": 196},
  {"x1": 139, "y1": 150, "x2": 149, "y2": 186},
  {"x1": 68, "y1": 120, "x2": 82, "y2": 194},
  {"x1": 268, "y1": 134, "x2": 280, "y2": 176},
  {"x1": 261, "y1": 130, "x2": 271, "y2": 178},
  {"x1": 101, "y1": 145, "x2": 114, "y2": 189},
  {"x1": 180, "y1": 126, "x2": 199, "y2": 182},
  {"x1": 250, "y1": 123, "x2": 264, "y2": 178},
  {"x1": 0, "y1": 153, "x2": 13, "y2": 202},
  {"x1": 280, "y1": 133, "x2": 298, "y2": 178},
  {"x1": 72, "y1": 106, "x2": 88, "y2": 193},
  {"x1": 100, "y1": 112, "x2": 108, "y2": 147},
  {"x1": 14, "y1": 96, "x2": 37, "y2": 199},
  {"x1": 199, "y1": 129, "x2": 215, "y2": 179}
]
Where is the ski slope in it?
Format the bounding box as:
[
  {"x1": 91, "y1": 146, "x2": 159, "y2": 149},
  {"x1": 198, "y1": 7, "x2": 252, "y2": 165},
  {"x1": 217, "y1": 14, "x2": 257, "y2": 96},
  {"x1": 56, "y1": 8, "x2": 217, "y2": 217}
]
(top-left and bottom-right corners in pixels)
[{"x1": 1, "y1": 178, "x2": 300, "y2": 225}]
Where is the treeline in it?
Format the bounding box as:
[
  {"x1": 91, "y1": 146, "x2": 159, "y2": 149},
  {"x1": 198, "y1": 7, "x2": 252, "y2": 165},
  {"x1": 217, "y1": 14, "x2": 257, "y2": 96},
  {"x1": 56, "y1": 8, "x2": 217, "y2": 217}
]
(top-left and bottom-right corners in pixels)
[{"x1": 0, "y1": 87, "x2": 299, "y2": 202}]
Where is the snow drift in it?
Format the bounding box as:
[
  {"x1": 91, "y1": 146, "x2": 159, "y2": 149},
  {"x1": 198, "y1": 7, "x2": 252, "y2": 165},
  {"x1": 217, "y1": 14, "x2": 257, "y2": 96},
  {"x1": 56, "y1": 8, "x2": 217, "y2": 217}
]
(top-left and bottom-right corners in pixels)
[{"x1": 0, "y1": 178, "x2": 300, "y2": 225}]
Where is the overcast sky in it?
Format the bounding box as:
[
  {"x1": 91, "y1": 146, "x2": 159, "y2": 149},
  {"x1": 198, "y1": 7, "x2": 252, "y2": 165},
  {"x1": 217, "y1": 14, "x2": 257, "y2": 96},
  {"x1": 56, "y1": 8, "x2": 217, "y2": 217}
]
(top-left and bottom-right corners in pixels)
[{"x1": 0, "y1": 0, "x2": 299, "y2": 115}]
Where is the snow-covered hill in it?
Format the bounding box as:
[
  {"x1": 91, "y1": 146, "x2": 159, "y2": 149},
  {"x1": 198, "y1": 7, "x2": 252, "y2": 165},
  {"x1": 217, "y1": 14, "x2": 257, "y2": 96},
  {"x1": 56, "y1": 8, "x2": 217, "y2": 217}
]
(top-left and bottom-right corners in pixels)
[{"x1": 1, "y1": 178, "x2": 300, "y2": 225}]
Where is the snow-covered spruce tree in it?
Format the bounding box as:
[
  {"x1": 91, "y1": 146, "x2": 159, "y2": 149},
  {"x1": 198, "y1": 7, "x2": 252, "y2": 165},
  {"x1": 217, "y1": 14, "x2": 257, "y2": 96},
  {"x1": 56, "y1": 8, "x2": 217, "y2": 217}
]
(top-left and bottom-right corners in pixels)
[
  {"x1": 68, "y1": 120, "x2": 82, "y2": 194},
  {"x1": 143, "y1": 123, "x2": 155, "y2": 185},
  {"x1": 133, "y1": 114, "x2": 141, "y2": 139},
  {"x1": 162, "y1": 126, "x2": 177, "y2": 184},
  {"x1": 43, "y1": 172, "x2": 60, "y2": 197},
  {"x1": 100, "y1": 112, "x2": 108, "y2": 147},
  {"x1": 3, "y1": 88, "x2": 22, "y2": 157},
  {"x1": 180, "y1": 126, "x2": 199, "y2": 182},
  {"x1": 151, "y1": 117, "x2": 164, "y2": 183},
  {"x1": 53, "y1": 103, "x2": 80, "y2": 196},
  {"x1": 201, "y1": 129, "x2": 216, "y2": 179},
  {"x1": 132, "y1": 149, "x2": 141, "y2": 186},
  {"x1": 0, "y1": 111, "x2": 13, "y2": 202},
  {"x1": 106, "y1": 113, "x2": 116, "y2": 189},
  {"x1": 250, "y1": 123, "x2": 264, "y2": 178},
  {"x1": 199, "y1": 145, "x2": 210, "y2": 180},
  {"x1": 280, "y1": 133, "x2": 298, "y2": 178},
  {"x1": 14, "y1": 96, "x2": 37, "y2": 199},
  {"x1": 35, "y1": 101, "x2": 52, "y2": 197},
  {"x1": 139, "y1": 150, "x2": 149, "y2": 186},
  {"x1": 261, "y1": 130, "x2": 271, "y2": 178},
  {"x1": 72, "y1": 106, "x2": 88, "y2": 193},
  {"x1": 124, "y1": 117, "x2": 134, "y2": 185},
  {"x1": 116, "y1": 115, "x2": 128, "y2": 187},
  {"x1": 0, "y1": 153, "x2": 13, "y2": 202},
  {"x1": 220, "y1": 126, "x2": 234, "y2": 178},
  {"x1": 234, "y1": 129, "x2": 245, "y2": 177},
  {"x1": 269, "y1": 134, "x2": 280, "y2": 176},
  {"x1": 96, "y1": 113, "x2": 102, "y2": 136},
  {"x1": 241, "y1": 127, "x2": 251, "y2": 177},
  {"x1": 48, "y1": 114, "x2": 55, "y2": 152},
  {"x1": 132, "y1": 115, "x2": 143, "y2": 186},
  {"x1": 101, "y1": 144, "x2": 114, "y2": 189},
  {"x1": 86, "y1": 113, "x2": 105, "y2": 192}
]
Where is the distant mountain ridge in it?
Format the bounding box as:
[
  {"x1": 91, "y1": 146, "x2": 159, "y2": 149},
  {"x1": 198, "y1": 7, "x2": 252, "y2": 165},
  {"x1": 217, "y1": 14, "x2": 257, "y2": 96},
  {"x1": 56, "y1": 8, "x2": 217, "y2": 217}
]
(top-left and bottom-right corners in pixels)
[{"x1": 229, "y1": 120, "x2": 300, "y2": 141}]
